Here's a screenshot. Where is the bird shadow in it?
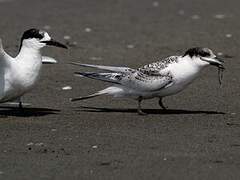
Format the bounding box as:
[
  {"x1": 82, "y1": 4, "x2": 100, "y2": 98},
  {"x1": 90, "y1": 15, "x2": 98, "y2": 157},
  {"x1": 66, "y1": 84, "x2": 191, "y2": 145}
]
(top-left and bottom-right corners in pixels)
[
  {"x1": 0, "y1": 106, "x2": 60, "y2": 117},
  {"x1": 76, "y1": 106, "x2": 225, "y2": 115}
]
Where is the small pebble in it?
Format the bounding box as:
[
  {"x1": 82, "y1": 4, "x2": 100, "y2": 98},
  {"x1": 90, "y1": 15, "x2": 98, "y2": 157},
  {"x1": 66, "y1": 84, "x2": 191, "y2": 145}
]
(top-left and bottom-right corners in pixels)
[
  {"x1": 92, "y1": 145, "x2": 98, "y2": 149},
  {"x1": 43, "y1": 25, "x2": 51, "y2": 30},
  {"x1": 72, "y1": 41, "x2": 78, "y2": 46},
  {"x1": 163, "y1": 157, "x2": 167, "y2": 161},
  {"x1": 85, "y1": 28, "x2": 92, "y2": 32},
  {"x1": 51, "y1": 129, "x2": 57, "y2": 132},
  {"x1": 62, "y1": 86, "x2": 72, "y2": 90},
  {"x1": 27, "y1": 142, "x2": 34, "y2": 146},
  {"x1": 89, "y1": 56, "x2": 102, "y2": 61},
  {"x1": 35, "y1": 142, "x2": 44, "y2": 146},
  {"x1": 63, "y1": 35, "x2": 71, "y2": 40},
  {"x1": 152, "y1": 1, "x2": 159, "y2": 7},
  {"x1": 191, "y1": 15, "x2": 200, "y2": 20},
  {"x1": 225, "y1": 34, "x2": 232, "y2": 38},
  {"x1": 217, "y1": 52, "x2": 223, "y2": 56},
  {"x1": 214, "y1": 14, "x2": 225, "y2": 19},
  {"x1": 127, "y1": 44, "x2": 135, "y2": 49},
  {"x1": 178, "y1": 10, "x2": 185, "y2": 15},
  {"x1": 231, "y1": 112, "x2": 236, "y2": 115}
]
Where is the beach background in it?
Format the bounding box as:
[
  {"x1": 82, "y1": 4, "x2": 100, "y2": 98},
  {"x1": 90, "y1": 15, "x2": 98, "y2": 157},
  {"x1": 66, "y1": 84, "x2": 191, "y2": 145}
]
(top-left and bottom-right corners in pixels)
[{"x1": 0, "y1": 0, "x2": 239, "y2": 179}]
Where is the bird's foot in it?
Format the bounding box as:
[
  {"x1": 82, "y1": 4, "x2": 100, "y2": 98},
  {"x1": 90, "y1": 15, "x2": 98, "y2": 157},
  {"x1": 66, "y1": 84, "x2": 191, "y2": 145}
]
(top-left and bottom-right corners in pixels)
[
  {"x1": 137, "y1": 109, "x2": 147, "y2": 115},
  {"x1": 19, "y1": 101, "x2": 23, "y2": 109},
  {"x1": 159, "y1": 98, "x2": 168, "y2": 110}
]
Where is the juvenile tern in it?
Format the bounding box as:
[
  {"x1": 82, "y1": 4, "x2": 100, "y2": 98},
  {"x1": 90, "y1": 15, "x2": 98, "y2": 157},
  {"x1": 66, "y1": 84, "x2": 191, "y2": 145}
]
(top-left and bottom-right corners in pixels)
[
  {"x1": 71, "y1": 47, "x2": 224, "y2": 115},
  {"x1": 0, "y1": 28, "x2": 67, "y2": 108}
]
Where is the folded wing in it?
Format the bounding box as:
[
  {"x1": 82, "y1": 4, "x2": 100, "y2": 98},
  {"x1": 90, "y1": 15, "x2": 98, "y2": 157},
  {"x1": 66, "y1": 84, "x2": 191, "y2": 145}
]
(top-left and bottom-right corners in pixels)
[
  {"x1": 75, "y1": 70, "x2": 173, "y2": 92},
  {"x1": 71, "y1": 62, "x2": 135, "y2": 73}
]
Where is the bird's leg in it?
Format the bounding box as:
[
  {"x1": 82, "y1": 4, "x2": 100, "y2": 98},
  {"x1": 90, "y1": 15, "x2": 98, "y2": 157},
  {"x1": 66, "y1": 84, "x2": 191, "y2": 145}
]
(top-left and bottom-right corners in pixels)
[
  {"x1": 137, "y1": 96, "x2": 146, "y2": 115},
  {"x1": 159, "y1": 97, "x2": 167, "y2": 110},
  {"x1": 17, "y1": 97, "x2": 23, "y2": 109}
]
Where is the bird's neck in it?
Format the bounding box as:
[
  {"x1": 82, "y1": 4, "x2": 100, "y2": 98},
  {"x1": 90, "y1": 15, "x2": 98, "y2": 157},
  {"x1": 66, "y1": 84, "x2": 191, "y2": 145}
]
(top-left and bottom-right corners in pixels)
[
  {"x1": 16, "y1": 46, "x2": 42, "y2": 63},
  {"x1": 181, "y1": 56, "x2": 205, "y2": 71},
  {"x1": 12, "y1": 46, "x2": 42, "y2": 88}
]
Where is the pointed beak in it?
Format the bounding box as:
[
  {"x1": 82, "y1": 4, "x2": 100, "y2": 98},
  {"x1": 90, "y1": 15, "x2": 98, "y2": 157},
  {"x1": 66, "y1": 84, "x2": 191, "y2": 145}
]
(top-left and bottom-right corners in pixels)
[
  {"x1": 41, "y1": 39, "x2": 68, "y2": 49},
  {"x1": 201, "y1": 56, "x2": 225, "y2": 69}
]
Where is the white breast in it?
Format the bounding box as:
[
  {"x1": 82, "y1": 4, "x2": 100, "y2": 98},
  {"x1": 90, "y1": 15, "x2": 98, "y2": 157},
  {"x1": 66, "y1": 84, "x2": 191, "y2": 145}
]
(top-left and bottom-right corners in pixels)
[
  {"x1": 0, "y1": 51, "x2": 42, "y2": 102},
  {"x1": 156, "y1": 59, "x2": 202, "y2": 97}
]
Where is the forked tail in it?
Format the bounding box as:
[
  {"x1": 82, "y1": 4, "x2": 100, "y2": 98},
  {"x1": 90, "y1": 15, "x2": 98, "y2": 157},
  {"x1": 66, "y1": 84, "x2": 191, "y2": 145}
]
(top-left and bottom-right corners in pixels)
[
  {"x1": 70, "y1": 92, "x2": 103, "y2": 101},
  {"x1": 70, "y1": 86, "x2": 123, "y2": 102}
]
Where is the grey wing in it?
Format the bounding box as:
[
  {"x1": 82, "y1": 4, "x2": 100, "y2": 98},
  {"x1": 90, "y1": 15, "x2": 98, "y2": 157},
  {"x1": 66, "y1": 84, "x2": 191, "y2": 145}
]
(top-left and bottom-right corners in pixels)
[
  {"x1": 74, "y1": 71, "x2": 124, "y2": 84},
  {"x1": 0, "y1": 39, "x2": 13, "y2": 65},
  {"x1": 121, "y1": 71, "x2": 173, "y2": 92},
  {"x1": 71, "y1": 62, "x2": 136, "y2": 73},
  {"x1": 138, "y1": 56, "x2": 179, "y2": 75},
  {"x1": 75, "y1": 70, "x2": 173, "y2": 92}
]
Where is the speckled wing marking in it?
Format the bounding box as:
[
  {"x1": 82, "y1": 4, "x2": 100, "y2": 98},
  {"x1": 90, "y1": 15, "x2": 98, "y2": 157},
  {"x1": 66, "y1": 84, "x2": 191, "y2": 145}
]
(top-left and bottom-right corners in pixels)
[
  {"x1": 74, "y1": 57, "x2": 177, "y2": 92},
  {"x1": 121, "y1": 56, "x2": 179, "y2": 91},
  {"x1": 138, "y1": 56, "x2": 179, "y2": 75},
  {"x1": 122, "y1": 70, "x2": 173, "y2": 92}
]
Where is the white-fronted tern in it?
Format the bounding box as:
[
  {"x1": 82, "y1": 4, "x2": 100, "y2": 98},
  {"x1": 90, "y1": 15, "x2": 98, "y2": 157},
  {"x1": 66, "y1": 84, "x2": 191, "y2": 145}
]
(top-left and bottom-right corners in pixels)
[
  {"x1": 71, "y1": 47, "x2": 224, "y2": 115},
  {"x1": 0, "y1": 28, "x2": 67, "y2": 108}
]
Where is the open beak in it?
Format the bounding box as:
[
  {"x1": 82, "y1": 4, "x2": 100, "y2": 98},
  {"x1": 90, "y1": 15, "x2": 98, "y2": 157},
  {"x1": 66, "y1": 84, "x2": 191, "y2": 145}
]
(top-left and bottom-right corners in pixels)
[
  {"x1": 41, "y1": 39, "x2": 68, "y2": 49},
  {"x1": 201, "y1": 56, "x2": 225, "y2": 69}
]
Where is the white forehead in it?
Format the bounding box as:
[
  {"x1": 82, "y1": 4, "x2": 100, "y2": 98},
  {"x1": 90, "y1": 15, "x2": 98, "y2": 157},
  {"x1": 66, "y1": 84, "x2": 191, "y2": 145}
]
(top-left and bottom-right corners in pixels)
[
  {"x1": 208, "y1": 49, "x2": 215, "y2": 57},
  {"x1": 41, "y1": 32, "x2": 51, "y2": 41}
]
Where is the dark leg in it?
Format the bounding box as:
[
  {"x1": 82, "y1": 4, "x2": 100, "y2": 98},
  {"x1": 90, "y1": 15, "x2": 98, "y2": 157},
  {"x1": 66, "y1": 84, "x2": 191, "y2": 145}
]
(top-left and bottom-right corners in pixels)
[
  {"x1": 17, "y1": 97, "x2": 23, "y2": 109},
  {"x1": 19, "y1": 101, "x2": 23, "y2": 109},
  {"x1": 137, "y1": 96, "x2": 146, "y2": 115},
  {"x1": 159, "y1": 97, "x2": 167, "y2": 110}
]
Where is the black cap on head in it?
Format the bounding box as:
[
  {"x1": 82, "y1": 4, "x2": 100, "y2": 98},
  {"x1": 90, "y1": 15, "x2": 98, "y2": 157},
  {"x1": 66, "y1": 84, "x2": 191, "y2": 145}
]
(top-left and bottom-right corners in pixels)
[
  {"x1": 21, "y1": 28, "x2": 44, "y2": 42},
  {"x1": 19, "y1": 28, "x2": 67, "y2": 50},
  {"x1": 183, "y1": 47, "x2": 211, "y2": 58},
  {"x1": 19, "y1": 28, "x2": 44, "y2": 51}
]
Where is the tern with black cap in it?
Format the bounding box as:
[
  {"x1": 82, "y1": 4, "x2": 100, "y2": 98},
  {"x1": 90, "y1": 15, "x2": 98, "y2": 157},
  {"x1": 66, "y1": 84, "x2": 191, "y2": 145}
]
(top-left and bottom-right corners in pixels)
[
  {"x1": 0, "y1": 28, "x2": 67, "y2": 108},
  {"x1": 71, "y1": 47, "x2": 224, "y2": 115}
]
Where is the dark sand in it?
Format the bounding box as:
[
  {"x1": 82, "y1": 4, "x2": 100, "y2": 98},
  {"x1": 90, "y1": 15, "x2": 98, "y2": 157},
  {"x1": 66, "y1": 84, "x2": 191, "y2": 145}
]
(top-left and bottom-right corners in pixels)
[{"x1": 0, "y1": 0, "x2": 239, "y2": 179}]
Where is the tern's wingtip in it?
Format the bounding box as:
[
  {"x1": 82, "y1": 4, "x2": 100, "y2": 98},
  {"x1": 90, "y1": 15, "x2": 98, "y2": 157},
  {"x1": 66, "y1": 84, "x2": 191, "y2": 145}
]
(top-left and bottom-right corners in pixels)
[
  {"x1": 0, "y1": 38, "x2": 2, "y2": 47},
  {"x1": 0, "y1": 38, "x2": 4, "y2": 52},
  {"x1": 69, "y1": 97, "x2": 79, "y2": 102}
]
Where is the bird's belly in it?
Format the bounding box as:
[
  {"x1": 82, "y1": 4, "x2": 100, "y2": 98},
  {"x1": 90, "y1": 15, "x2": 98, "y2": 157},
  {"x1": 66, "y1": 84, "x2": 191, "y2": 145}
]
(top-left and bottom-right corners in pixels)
[
  {"x1": 156, "y1": 70, "x2": 200, "y2": 97},
  {"x1": 0, "y1": 66, "x2": 41, "y2": 102}
]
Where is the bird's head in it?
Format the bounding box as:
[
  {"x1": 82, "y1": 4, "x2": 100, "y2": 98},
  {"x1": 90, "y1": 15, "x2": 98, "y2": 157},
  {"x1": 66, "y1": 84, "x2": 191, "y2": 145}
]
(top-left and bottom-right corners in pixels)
[
  {"x1": 183, "y1": 47, "x2": 224, "y2": 69},
  {"x1": 20, "y1": 28, "x2": 67, "y2": 50}
]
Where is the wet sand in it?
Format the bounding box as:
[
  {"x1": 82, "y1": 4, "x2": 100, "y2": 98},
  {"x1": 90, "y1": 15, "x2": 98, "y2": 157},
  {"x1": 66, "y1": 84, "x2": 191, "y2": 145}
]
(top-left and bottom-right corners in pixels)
[{"x1": 0, "y1": 0, "x2": 239, "y2": 179}]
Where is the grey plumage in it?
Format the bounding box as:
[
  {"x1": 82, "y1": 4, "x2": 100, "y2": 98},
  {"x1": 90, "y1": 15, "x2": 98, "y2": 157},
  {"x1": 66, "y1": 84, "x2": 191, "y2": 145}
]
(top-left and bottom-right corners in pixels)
[{"x1": 71, "y1": 47, "x2": 224, "y2": 115}]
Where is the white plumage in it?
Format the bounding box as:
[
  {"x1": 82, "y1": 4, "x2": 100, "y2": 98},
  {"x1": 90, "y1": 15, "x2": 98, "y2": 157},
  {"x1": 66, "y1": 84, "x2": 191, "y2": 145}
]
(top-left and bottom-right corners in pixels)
[
  {"x1": 0, "y1": 28, "x2": 67, "y2": 108},
  {"x1": 71, "y1": 47, "x2": 224, "y2": 115}
]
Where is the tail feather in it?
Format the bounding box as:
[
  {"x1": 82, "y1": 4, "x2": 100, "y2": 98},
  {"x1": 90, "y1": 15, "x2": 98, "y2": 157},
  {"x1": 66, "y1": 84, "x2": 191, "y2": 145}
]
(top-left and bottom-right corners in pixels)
[
  {"x1": 71, "y1": 62, "x2": 134, "y2": 73},
  {"x1": 0, "y1": 38, "x2": 4, "y2": 54},
  {"x1": 70, "y1": 93, "x2": 101, "y2": 101},
  {"x1": 74, "y1": 72, "x2": 122, "y2": 84},
  {"x1": 70, "y1": 86, "x2": 123, "y2": 102}
]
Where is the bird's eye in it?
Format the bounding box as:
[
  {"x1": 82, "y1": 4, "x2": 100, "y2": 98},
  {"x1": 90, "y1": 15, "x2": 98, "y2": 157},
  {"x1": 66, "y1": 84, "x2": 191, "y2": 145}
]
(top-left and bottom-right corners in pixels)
[
  {"x1": 200, "y1": 51, "x2": 210, "y2": 57},
  {"x1": 38, "y1": 32, "x2": 45, "y2": 39}
]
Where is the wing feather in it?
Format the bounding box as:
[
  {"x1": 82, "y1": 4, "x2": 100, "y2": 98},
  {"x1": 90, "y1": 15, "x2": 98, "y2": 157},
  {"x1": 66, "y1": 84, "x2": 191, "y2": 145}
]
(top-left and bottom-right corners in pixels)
[
  {"x1": 122, "y1": 71, "x2": 173, "y2": 91},
  {"x1": 139, "y1": 56, "x2": 179, "y2": 75},
  {"x1": 71, "y1": 62, "x2": 135, "y2": 73},
  {"x1": 72, "y1": 56, "x2": 177, "y2": 92}
]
